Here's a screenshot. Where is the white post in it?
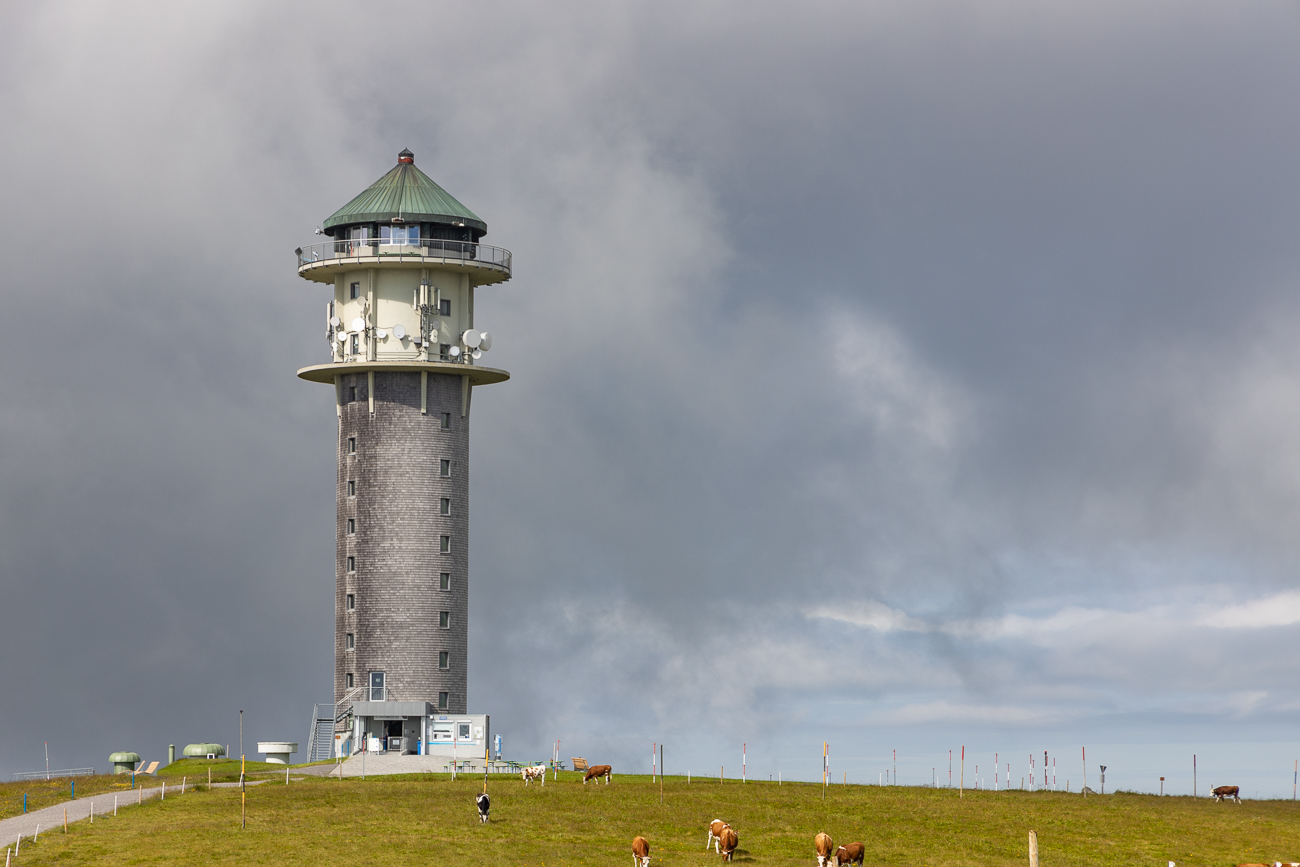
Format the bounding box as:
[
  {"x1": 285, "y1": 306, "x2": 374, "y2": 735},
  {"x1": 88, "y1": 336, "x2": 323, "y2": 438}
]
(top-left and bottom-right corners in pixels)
[
  {"x1": 114, "y1": 796, "x2": 117, "y2": 816},
  {"x1": 182, "y1": 777, "x2": 186, "y2": 795},
  {"x1": 161, "y1": 781, "x2": 165, "y2": 800},
  {"x1": 34, "y1": 826, "x2": 39, "y2": 841}
]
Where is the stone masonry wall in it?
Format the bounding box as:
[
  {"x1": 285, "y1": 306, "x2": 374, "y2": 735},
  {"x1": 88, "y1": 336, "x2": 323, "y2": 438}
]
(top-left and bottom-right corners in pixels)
[{"x1": 334, "y1": 371, "x2": 471, "y2": 712}]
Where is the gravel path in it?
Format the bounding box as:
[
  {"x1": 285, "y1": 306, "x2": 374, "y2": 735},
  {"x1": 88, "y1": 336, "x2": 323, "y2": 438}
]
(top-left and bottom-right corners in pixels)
[{"x1": 0, "y1": 779, "x2": 268, "y2": 851}]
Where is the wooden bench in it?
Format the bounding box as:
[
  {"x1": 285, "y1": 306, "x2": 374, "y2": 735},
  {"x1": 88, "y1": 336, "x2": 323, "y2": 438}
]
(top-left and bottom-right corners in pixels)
[{"x1": 572, "y1": 757, "x2": 589, "y2": 773}]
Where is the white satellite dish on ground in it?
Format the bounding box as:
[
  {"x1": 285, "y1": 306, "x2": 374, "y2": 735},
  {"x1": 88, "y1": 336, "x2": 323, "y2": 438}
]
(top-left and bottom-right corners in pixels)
[
  {"x1": 329, "y1": 316, "x2": 341, "y2": 328},
  {"x1": 394, "y1": 324, "x2": 406, "y2": 339},
  {"x1": 471, "y1": 349, "x2": 482, "y2": 360},
  {"x1": 376, "y1": 329, "x2": 388, "y2": 339},
  {"x1": 351, "y1": 317, "x2": 366, "y2": 333},
  {"x1": 449, "y1": 345, "x2": 461, "y2": 358},
  {"x1": 462, "y1": 329, "x2": 482, "y2": 349},
  {"x1": 479, "y1": 331, "x2": 492, "y2": 351}
]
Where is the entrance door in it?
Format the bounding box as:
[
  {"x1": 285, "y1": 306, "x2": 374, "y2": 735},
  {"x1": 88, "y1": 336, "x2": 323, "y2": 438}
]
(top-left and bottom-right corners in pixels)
[{"x1": 370, "y1": 671, "x2": 385, "y2": 701}]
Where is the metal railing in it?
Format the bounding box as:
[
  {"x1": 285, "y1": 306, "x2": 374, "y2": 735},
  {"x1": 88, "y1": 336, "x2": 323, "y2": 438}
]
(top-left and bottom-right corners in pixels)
[
  {"x1": 13, "y1": 768, "x2": 95, "y2": 781},
  {"x1": 295, "y1": 238, "x2": 511, "y2": 274}
]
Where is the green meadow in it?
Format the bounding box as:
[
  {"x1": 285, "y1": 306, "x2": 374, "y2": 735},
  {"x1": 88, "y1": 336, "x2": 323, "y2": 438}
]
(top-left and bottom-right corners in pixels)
[{"x1": 9, "y1": 770, "x2": 1300, "y2": 866}]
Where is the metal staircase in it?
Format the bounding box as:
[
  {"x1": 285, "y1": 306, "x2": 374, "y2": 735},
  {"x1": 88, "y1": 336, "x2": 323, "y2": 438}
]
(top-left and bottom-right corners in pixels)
[{"x1": 305, "y1": 703, "x2": 336, "y2": 762}]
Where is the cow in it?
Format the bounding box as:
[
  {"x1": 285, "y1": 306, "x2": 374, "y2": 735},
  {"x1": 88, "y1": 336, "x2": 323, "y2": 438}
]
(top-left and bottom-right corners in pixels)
[
  {"x1": 522, "y1": 764, "x2": 547, "y2": 786},
  {"x1": 1213, "y1": 785, "x2": 1241, "y2": 803},
  {"x1": 475, "y1": 792, "x2": 490, "y2": 823},
  {"x1": 584, "y1": 764, "x2": 613, "y2": 785},
  {"x1": 632, "y1": 835, "x2": 651, "y2": 867},
  {"x1": 815, "y1": 833, "x2": 835, "y2": 867},
  {"x1": 718, "y1": 827, "x2": 738, "y2": 862},
  {"x1": 707, "y1": 819, "x2": 732, "y2": 853},
  {"x1": 834, "y1": 843, "x2": 865, "y2": 867}
]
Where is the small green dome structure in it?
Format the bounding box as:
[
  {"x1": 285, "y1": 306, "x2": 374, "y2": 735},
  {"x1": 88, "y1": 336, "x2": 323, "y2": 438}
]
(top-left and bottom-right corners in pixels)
[
  {"x1": 110, "y1": 752, "x2": 141, "y2": 774},
  {"x1": 182, "y1": 743, "x2": 226, "y2": 759}
]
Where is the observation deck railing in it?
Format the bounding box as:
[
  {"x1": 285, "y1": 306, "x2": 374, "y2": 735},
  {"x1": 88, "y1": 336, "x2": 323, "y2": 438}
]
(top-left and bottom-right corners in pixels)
[{"x1": 296, "y1": 238, "x2": 511, "y2": 275}]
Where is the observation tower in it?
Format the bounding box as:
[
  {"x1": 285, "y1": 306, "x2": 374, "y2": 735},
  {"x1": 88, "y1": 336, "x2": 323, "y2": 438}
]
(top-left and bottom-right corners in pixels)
[{"x1": 295, "y1": 149, "x2": 508, "y2": 757}]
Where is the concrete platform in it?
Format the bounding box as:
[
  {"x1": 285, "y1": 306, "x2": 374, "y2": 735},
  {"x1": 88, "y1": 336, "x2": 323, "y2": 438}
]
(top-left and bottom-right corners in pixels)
[{"x1": 296, "y1": 753, "x2": 519, "y2": 778}]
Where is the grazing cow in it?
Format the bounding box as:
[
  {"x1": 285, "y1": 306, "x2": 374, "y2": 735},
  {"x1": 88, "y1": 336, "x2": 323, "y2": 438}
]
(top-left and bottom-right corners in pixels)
[
  {"x1": 1213, "y1": 785, "x2": 1241, "y2": 803},
  {"x1": 707, "y1": 819, "x2": 732, "y2": 853},
  {"x1": 632, "y1": 835, "x2": 651, "y2": 867},
  {"x1": 475, "y1": 792, "x2": 490, "y2": 823},
  {"x1": 522, "y1": 764, "x2": 547, "y2": 786},
  {"x1": 584, "y1": 764, "x2": 613, "y2": 785},
  {"x1": 834, "y1": 843, "x2": 865, "y2": 867},
  {"x1": 815, "y1": 833, "x2": 835, "y2": 867},
  {"x1": 718, "y1": 827, "x2": 738, "y2": 861}
]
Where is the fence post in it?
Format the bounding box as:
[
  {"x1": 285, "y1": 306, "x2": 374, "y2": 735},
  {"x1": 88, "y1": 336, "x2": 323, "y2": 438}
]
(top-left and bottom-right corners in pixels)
[{"x1": 1028, "y1": 831, "x2": 1039, "y2": 867}]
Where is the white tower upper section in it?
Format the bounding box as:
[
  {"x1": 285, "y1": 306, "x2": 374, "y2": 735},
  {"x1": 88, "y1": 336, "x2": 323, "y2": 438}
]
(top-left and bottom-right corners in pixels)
[{"x1": 295, "y1": 149, "x2": 511, "y2": 387}]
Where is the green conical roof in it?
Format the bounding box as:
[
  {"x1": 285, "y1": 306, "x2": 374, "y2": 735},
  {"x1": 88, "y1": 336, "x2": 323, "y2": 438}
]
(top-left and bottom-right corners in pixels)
[{"x1": 323, "y1": 149, "x2": 487, "y2": 234}]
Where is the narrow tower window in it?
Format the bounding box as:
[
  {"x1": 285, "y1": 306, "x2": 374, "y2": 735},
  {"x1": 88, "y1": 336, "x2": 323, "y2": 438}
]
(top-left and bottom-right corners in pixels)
[
  {"x1": 439, "y1": 344, "x2": 450, "y2": 361},
  {"x1": 347, "y1": 437, "x2": 356, "y2": 454},
  {"x1": 347, "y1": 518, "x2": 355, "y2": 534},
  {"x1": 345, "y1": 633, "x2": 355, "y2": 650},
  {"x1": 439, "y1": 573, "x2": 450, "y2": 591},
  {"x1": 345, "y1": 593, "x2": 355, "y2": 611},
  {"x1": 440, "y1": 536, "x2": 451, "y2": 553},
  {"x1": 440, "y1": 412, "x2": 450, "y2": 429},
  {"x1": 439, "y1": 299, "x2": 451, "y2": 316},
  {"x1": 440, "y1": 498, "x2": 450, "y2": 515},
  {"x1": 438, "y1": 692, "x2": 448, "y2": 709},
  {"x1": 439, "y1": 651, "x2": 449, "y2": 669},
  {"x1": 346, "y1": 673, "x2": 354, "y2": 688},
  {"x1": 439, "y1": 611, "x2": 450, "y2": 628},
  {"x1": 346, "y1": 556, "x2": 355, "y2": 572},
  {"x1": 347, "y1": 480, "x2": 356, "y2": 496},
  {"x1": 350, "y1": 282, "x2": 359, "y2": 300},
  {"x1": 349, "y1": 386, "x2": 357, "y2": 402},
  {"x1": 440, "y1": 459, "x2": 450, "y2": 477},
  {"x1": 351, "y1": 334, "x2": 359, "y2": 355}
]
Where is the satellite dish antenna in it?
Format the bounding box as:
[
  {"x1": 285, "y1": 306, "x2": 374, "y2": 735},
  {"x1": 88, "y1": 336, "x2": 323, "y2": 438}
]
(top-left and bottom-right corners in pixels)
[
  {"x1": 462, "y1": 329, "x2": 482, "y2": 349},
  {"x1": 393, "y1": 324, "x2": 406, "y2": 340},
  {"x1": 329, "y1": 316, "x2": 341, "y2": 328},
  {"x1": 479, "y1": 331, "x2": 492, "y2": 351},
  {"x1": 376, "y1": 329, "x2": 388, "y2": 339},
  {"x1": 351, "y1": 317, "x2": 366, "y2": 333},
  {"x1": 449, "y1": 345, "x2": 461, "y2": 358},
  {"x1": 335, "y1": 332, "x2": 346, "y2": 343},
  {"x1": 471, "y1": 349, "x2": 482, "y2": 360}
]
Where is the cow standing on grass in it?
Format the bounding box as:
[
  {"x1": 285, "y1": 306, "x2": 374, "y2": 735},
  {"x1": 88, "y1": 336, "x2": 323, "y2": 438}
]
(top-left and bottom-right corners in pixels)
[
  {"x1": 584, "y1": 764, "x2": 612, "y2": 785},
  {"x1": 718, "y1": 827, "x2": 738, "y2": 862},
  {"x1": 707, "y1": 819, "x2": 732, "y2": 853},
  {"x1": 1213, "y1": 785, "x2": 1241, "y2": 803},
  {"x1": 814, "y1": 833, "x2": 835, "y2": 867},
  {"x1": 475, "y1": 792, "x2": 490, "y2": 823},
  {"x1": 632, "y1": 835, "x2": 651, "y2": 867},
  {"x1": 522, "y1": 765, "x2": 547, "y2": 786},
  {"x1": 834, "y1": 843, "x2": 864, "y2": 867}
]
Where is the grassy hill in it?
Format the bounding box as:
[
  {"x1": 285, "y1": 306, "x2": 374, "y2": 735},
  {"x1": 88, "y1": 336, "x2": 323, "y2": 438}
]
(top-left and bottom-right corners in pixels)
[{"x1": 9, "y1": 771, "x2": 1300, "y2": 866}]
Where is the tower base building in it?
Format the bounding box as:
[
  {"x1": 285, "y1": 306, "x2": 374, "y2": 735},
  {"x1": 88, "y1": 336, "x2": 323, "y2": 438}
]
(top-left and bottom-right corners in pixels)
[{"x1": 295, "y1": 149, "x2": 511, "y2": 758}]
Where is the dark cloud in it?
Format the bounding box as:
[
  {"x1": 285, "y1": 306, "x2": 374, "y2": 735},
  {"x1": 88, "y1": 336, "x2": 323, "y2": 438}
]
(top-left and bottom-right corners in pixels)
[{"x1": 1, "y1": 0, "x2": 1299, "y2": 796}]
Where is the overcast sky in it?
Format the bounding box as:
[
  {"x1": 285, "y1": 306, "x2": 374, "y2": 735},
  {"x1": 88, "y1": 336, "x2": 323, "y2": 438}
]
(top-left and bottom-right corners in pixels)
[{"x1": 3, "y1": 0, "x2": 1300, "y2": 796}]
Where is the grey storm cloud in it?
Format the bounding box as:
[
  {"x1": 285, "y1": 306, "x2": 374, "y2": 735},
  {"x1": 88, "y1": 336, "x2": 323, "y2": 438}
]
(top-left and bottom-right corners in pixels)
[{"x1": 2, "y1": 0, "x2": 1300, "y2": 795}]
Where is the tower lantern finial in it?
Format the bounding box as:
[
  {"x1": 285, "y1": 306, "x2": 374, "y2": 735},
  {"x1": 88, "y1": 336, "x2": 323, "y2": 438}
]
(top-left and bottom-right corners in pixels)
[{"x1": 398, "y1": 148, "x2": 414, "y2": 164}]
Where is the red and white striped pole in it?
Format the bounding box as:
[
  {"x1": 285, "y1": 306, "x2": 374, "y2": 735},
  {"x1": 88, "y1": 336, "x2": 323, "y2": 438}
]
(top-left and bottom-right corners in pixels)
[{"x1": 652, "y1": 742, "x2": 656, "y2": 783}]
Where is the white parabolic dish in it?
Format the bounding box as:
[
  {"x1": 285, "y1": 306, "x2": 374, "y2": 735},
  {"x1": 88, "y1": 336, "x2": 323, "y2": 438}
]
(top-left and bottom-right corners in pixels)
[
  {"x1": 479, "y1": 331, "x2": 492, "y2": 351},
  {"x1": 462, "y1": 329, "x2": 482, "y2": 349},
  {"x1": 393, "y1": 324, "x2": 406, "y2": 339},
  {"x1": 351, "y1": 317, "x2": 366, "y2": 333}
]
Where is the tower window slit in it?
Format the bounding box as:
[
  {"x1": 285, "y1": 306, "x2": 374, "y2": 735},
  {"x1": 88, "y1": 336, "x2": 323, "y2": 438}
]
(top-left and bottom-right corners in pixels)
[
  {"x1": 439, "y1": 611, "x2": 450, "y2": 628},
  {"x1": 440, "y1": 536, "x2": 450, "y2": 553},
  {"x1": 439, "y1": 573, "x2": 450, "y2": 591},
  {"x1": 440, "y1": 498, "x2": 450, "y2": 515},
  {"x1": 347, "y1": 556, "x2": 355, "y2": 572},
  {"x1": 439, "y1": 651, "x2": 449, "y2": 669},
  {"x1": 440, "y1": 459, "x2": 450, "y2": 477}
]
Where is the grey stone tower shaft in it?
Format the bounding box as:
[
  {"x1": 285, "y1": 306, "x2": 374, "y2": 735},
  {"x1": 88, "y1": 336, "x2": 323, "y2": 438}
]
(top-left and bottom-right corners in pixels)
[{"x1": 336, "y1": 371, "x2": 470, "y2": 712}]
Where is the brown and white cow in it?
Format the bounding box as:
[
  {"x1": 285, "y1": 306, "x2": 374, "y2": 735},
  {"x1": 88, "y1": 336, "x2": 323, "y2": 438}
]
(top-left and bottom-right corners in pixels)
[
  {"x1": 1213, "y1": 785, "x2": 1241, "y2": 803},
  {"x1": 707, "y1": 820, "x2": 732, "y2": 853},
  {"x1": 718, "y1": 827, "x2": 738, "y2": 861},
  {"x1": 522, "y1": 764, "x2": 547, "y2": 786},
  {"x1": 834, "y1": 843, "x2": 865, "y2": 867},
  {"x1": 584, "y1": 764, "x2": 613, "y2": 785},
  {"x1": 632, "y1": 835, "x2": 651, "y2": 867},
  {"x1": 815, "y1": 832, "x2": 835, "y2": 867}
]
